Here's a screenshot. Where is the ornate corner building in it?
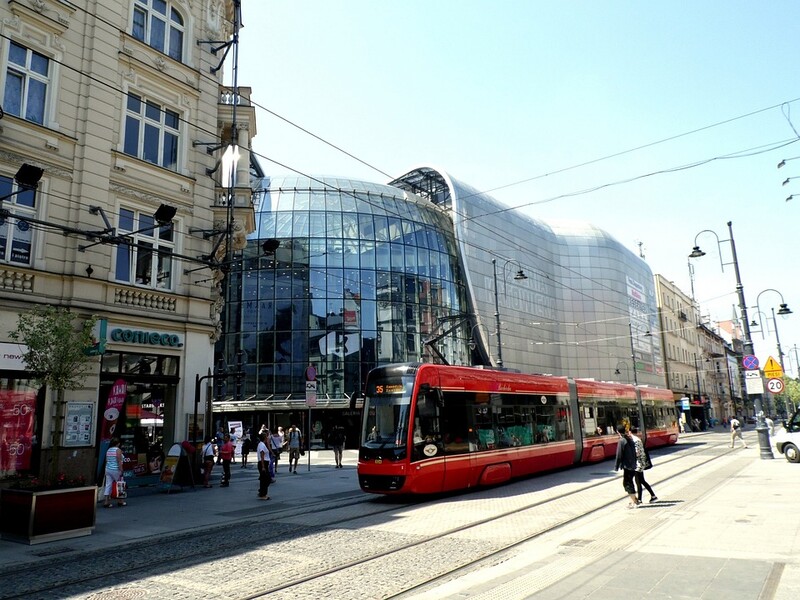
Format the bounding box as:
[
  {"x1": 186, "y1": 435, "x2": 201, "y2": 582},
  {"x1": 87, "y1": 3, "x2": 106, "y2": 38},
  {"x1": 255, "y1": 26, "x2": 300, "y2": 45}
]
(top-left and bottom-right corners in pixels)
[{"x1": 0, "y1": 0, "x2": 257, "y2": 485}]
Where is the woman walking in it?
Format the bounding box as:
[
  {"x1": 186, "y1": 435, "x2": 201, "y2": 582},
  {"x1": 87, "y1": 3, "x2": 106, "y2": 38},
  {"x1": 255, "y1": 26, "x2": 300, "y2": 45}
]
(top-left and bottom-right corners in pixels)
[
  {"x1": 103, "y1": 437, "x2": 126, "y2": 507},
  {"x1": 614, "y1": 425, "x2": 640, "y2": 509},
  {"x1": 202, "y1": 435, "x2": 216, "y2": 487},
  {"x1": 630, "y1": 426, "x2": 657, "y2": 503}
]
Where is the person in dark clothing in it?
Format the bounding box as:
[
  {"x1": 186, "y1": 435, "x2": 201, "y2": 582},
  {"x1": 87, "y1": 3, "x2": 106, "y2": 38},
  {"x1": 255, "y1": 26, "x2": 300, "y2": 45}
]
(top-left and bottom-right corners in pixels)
[
  {"x1": 630, "y1": 426, "x2": 657, "y2": 503},
  {"x1": 614, "y1": 424, "x2": 641, "y2": 509}
]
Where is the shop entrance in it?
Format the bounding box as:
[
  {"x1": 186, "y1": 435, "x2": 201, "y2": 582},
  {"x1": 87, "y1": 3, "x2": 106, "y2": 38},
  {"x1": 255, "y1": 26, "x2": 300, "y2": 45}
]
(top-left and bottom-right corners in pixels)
[{"x1": 98, "y1": 351, "x2": 179, "y2": 485}]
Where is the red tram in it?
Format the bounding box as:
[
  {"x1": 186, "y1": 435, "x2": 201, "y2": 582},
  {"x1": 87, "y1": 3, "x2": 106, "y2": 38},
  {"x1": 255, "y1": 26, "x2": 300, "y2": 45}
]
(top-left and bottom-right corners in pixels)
[{"x1": 357, "y1": 363, "x2": 678, "y2": 494}]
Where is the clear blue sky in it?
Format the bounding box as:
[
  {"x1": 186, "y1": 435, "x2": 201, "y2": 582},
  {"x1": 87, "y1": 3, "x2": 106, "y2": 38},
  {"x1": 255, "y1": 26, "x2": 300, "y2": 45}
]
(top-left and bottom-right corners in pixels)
[{"x1": 235, "y1": 1, "x2": 800, "y2": 375}]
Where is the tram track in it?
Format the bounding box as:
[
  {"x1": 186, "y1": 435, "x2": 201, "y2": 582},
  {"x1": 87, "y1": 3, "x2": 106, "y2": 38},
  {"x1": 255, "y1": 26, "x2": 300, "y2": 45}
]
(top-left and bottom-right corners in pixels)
[
  {"x1": 0, "y1": 438, "x2": 728, "y2": 600},
  {"x1": 238, "y1": 440, "x2": 735, "y2": 600}
]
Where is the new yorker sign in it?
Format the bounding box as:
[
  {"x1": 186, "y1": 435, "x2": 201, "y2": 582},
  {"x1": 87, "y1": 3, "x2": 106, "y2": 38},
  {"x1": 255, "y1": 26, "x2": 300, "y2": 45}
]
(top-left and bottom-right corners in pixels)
[{"x1": 109, "y1": 326, "x2": 184, "y2": 348}]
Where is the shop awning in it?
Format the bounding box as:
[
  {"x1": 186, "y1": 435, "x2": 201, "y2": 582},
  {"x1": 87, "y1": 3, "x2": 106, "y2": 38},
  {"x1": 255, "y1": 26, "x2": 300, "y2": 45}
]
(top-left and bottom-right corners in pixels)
[{"x1": 212, "y1": 397, "x2": 352, "y2": 413}]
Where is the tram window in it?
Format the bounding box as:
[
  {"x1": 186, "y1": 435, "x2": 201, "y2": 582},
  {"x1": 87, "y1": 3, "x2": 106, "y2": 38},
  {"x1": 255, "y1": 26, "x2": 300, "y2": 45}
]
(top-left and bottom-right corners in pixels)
[
  {"x1": 534, "y1": 404, "x2": 555, "y2": 443},
  {"x1": 556, "y1": 406, "x2": 574, "y2": 441},
  {"x1": 411, "y1": 390, "x2": 442, "y2": 461},
  {"x1": 439, "y1": 391, "x2": 470, "y2": 455}
]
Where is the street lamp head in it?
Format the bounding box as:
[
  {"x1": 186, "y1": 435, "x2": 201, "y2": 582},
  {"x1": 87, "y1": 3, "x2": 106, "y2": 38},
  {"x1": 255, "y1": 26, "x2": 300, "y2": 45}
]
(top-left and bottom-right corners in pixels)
[
  {"x1": 153, "y1": 203, "x2": 178, "y2": 225},
  {"x1": 689, "y1": 246, "x2": 706, "y2": 258},
  {"x1": 514, "y1": 269, "x2": 527, "y2": 281},
  {"x1": 778, "y1": 303, "x2": 792, "y2": 316},
  {"x1": 14, "y1": 163, "x2": 44, "y2": 189}
]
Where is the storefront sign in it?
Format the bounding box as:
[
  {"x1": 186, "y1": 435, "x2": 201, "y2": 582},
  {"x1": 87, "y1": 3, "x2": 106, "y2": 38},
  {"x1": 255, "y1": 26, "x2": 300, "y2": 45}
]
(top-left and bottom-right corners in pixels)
[
  {"x1": 85, "y1": 319, "x2": 107, "y2": 356},
  {"x1": 64, "y1": 402, "x2": 94, "y2": 447},
  {"x1": 0, "y1": 342, "x2": 27, "y2": 370},
  {"x1": 109, "y1": 327, "x2": 183, "y2": 348}
]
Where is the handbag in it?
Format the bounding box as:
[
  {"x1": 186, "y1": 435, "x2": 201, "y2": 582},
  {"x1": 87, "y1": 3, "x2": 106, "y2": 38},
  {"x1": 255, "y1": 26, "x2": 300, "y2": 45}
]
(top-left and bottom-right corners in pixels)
[{"x1": 112, "y1": 478, "x2": 127, "y2": 499}]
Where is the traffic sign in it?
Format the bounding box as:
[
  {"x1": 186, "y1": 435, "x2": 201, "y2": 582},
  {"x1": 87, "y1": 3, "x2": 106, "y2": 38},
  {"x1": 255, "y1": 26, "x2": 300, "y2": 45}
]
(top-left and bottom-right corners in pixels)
[
  {"x1": 742, "y1": 355, "x2": 759, "y2": 370},
  {"x1": 763, "y1": 356, "x2": 784, "y2": 379},
  {"x1": 745, "y1": 371, "x2": 763, "y2": 395},
  {"x1": 305, "y1": 380, "x2": 317, "y2": 406},
  {"x1": 767, "y1": 378, "x2": 785, "y2": 394}
]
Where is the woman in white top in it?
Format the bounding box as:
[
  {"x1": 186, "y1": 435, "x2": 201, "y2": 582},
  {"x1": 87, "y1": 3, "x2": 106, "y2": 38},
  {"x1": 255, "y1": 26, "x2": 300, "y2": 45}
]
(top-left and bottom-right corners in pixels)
[
  {"x1": 103, "y1": 437, "x2": 125, "y2": 507},
  {"x1": 269, "y1": 428, "x2": 285, "y2": 477}
]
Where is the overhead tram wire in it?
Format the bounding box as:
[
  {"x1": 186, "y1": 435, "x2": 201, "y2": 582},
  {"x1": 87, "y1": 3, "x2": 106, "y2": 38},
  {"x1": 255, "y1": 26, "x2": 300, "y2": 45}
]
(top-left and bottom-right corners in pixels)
[
  {"x1": 460, "y1": 136, "x2": 800, "y2": 223},
  {"x1": 8, "y1": 17, "x2": 792, "y2": 318}
]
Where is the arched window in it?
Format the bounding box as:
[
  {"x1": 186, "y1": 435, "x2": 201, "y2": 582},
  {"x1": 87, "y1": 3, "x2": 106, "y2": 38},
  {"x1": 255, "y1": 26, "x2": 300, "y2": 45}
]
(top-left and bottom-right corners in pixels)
[{"x1": 132, "y1": 0, "x2": 185, "y2": 62}]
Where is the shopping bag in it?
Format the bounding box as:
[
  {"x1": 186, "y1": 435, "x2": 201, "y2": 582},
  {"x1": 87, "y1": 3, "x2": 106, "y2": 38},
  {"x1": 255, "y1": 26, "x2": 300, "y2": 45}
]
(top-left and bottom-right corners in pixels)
[{"x1": 112, "y1": 478, "x2": 127, "y2": 499}]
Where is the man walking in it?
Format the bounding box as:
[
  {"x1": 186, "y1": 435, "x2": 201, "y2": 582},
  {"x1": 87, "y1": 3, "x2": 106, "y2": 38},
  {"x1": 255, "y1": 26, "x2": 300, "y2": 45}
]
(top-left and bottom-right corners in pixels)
[
  {"x1": 256, "y1": 431, "x2": 271, "y2": 500},
  {"x1": 614, "y1": 425, "x2": 640, "y2": 509},
  {"x1": 330, "y1": 424, "x2": 346, "y2": 468},
  {"x1": 286, "y1": 423, "x2": 303, "y2": 474},
  {"x1": 730, "y1": 416, "x2": 748, "y2": 449}
]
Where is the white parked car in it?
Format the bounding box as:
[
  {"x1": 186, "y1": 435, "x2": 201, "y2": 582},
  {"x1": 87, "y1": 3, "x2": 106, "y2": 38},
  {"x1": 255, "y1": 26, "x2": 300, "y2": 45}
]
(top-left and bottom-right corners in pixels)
[{"x1": 774, "y1": 410, "x2": 800, "y2": 463}]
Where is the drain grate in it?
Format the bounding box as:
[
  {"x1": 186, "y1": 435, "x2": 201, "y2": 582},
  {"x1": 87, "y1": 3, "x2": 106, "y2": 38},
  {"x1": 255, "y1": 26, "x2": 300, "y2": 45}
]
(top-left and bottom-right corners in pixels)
[{"x1": 561, "y1": 538, "x2": 593, "y2": 547}]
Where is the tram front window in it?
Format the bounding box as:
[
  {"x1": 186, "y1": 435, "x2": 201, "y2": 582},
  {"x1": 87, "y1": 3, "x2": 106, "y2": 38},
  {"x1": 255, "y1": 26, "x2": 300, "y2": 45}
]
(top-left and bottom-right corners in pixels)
[{"x1": 362, "y1": 378, "x2": 413, "y2": 449}]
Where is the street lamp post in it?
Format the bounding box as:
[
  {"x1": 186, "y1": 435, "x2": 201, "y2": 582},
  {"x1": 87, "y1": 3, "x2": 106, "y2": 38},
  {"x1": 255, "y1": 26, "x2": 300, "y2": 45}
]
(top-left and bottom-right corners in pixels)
[
  {"x1": 754, "y1": 290, "x2": 793, "y2": 417},
  {"x1": 628, "y1": 322, "x2": 652, "y2": 433},
  {"x1": 492, "y1": 259, "x2": 503, "y2": 367},
  {"x1": 614, "y1": 361, "x2": 630, "y2": 383},
  {"x1": 754, "y1": 289, "x2": 793, "y2": 373},
  {"x1": 690, "y1": 221, "x2": 773, "y2": 459},
  {"x1": 491, "y1": 258, "x2": 528, "y2": 368}
]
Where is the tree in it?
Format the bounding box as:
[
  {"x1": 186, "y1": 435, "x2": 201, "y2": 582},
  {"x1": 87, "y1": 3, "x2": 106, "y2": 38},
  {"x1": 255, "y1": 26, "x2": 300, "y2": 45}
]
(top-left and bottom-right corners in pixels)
[
  {"x1": 782, "y1": 378, "x2": 800, "y2": 417},
  {"x1": 9, "y1": 306, "x2": 97, "y2": 480}
]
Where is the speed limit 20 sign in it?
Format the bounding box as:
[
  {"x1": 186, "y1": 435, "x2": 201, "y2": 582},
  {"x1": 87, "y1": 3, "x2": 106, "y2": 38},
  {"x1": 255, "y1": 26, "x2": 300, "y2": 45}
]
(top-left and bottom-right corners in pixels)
[{"x1": 767, "y1": 378, "x2": 785, "y2": 394}]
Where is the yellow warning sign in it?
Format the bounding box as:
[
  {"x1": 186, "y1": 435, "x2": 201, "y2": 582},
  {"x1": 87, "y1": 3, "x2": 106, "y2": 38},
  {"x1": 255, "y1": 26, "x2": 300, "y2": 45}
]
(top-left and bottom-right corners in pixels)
[{"x1": 763, "y1": 356, "x2": 784, "y2": 379}]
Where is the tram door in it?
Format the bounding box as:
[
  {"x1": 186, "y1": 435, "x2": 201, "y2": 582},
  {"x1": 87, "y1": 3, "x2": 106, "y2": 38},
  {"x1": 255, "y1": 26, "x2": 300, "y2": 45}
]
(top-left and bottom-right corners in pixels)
[{"x1": 440, "y1": 391, "x2": 473, "y2": 490}]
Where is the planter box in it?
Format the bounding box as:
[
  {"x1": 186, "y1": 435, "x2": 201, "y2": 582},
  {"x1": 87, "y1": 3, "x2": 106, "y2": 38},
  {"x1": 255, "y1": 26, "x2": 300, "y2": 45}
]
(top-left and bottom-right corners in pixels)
[{"x1": 0, "y1": 486, "x2": 97, "y2": 544}]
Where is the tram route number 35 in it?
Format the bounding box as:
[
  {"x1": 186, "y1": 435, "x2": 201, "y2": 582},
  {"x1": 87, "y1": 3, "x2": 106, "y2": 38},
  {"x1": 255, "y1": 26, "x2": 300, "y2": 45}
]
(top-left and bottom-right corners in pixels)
[{"x1": 767, "y1": 378, "x2": 784, "y2": 394}]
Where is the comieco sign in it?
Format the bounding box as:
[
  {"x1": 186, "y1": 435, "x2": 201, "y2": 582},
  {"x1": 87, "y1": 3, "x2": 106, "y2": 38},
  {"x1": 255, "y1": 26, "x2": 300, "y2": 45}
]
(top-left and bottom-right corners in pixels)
[{"x1": 110, "y1": 328, "x2": 183, "y2": 348}]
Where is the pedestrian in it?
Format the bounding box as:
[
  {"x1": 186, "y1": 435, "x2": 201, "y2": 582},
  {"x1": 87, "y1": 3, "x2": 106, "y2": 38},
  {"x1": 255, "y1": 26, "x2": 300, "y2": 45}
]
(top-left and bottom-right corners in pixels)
[
  {"x1": 215, "y1": 426, "x2": 225, "y2": 463},
  {"x1": 765, "y1": 415, "x2": 775, "y2": 437},
  {"x1": 229, "y1": 427, "x2": 238, "y2": 464},
  {"x1": 286, "y1": 423, "x2": 303, "y2": 474},
  {"x1": 103, "y1": 437, "x2": 126, "y2": 508},
  {"x1": 614, "y1": 424, "x2": 640, "y2": 509},
  {"x1": 241, "y1": 432, "x2": 252, "y2": 468},
  {"x1": 730, "y1": 417, "x2": 748, "y2": 448},
  {"x1": 202, "y1": 435, "x2": 216, "y2": 487},
  {"x1": 269, "y1": 427, "x2": 285, "y2": 475},
  {"x1": 630, "y1": 427, "x2": 657, "y2": 503},
  {"x1": 329, "y1": 423, "x2": 346, "y2": 468},
  {"x1": 256, "y1": 431, "x2": 271, "y2": 500},
  {"x1": 218, "y1": 433, "x2": 234, "y2": 487}
]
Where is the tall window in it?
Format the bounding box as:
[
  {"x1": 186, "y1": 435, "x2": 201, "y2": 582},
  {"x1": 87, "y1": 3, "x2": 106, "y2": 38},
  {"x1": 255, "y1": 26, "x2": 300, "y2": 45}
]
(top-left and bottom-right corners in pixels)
[
  {"x1": 114, "y1": 207, "x2": 175, "y2": 290},
  {"x1": 0, "y1": 175, "x2": 37, "y2": 265},
  {"x1": 3, "y1": 41, "x2": 50, "y2": 125},
  {"x1": 123, "y1": 93, "x2": 179, "y2": 170},
  {"x1": 132, "y1": 0, "x2": 185, "y2": 62}
]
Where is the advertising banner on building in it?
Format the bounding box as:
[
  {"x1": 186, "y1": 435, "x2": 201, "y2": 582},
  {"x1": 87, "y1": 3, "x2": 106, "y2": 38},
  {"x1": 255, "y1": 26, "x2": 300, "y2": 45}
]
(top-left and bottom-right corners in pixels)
[
  {"x1": 0, "y1": 389, "x2": 37, "y2": 474},
  {"x1": 96, "y1": 379, "x2": 127, "y2": 481}
]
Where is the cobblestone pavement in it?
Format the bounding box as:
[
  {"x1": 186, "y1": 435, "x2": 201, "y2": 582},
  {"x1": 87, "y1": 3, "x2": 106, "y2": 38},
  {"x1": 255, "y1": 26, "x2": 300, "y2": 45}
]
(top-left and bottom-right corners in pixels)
[{"x1": 3, "y1": 432, "x2": 799, "y2": 599}]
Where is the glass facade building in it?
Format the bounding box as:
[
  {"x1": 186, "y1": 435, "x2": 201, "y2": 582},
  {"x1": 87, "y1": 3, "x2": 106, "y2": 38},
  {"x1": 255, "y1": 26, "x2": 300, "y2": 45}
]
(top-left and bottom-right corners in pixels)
[{"x1": 219, "y1": 168, "x2": 665, "y2": 415}]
